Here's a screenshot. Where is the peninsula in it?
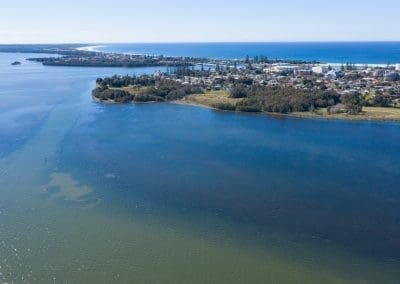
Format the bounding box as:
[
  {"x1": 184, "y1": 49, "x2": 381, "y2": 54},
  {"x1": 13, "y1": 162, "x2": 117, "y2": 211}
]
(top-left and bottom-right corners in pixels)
[
  {"x1": 0, "y1": 44, "x2": 319, "y2": 69},
  {"x1": 2, "y1": 44, "x2": 399, "y2": 121},
  {"x1": 93, "y1": 62, "x2": 400, "y2": 121}
]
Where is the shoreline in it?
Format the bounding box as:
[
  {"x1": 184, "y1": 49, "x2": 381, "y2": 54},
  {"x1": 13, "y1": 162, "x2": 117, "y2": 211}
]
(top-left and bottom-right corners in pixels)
[
  {"x1": 94, "y1": 95, "x2": 400, "y2": 122},
  {"x1": 173, "y1": 99, "x2": 400, "y2": 122},
  {"x1": 76, "y1": 45, "x2": 104, "y2": 52},
  {"x1": 0, "y1": 43, "x2": 398, "y2": 66},
  {"x1": 75, "y1": 44, "x2": 399, "y2": 66}
]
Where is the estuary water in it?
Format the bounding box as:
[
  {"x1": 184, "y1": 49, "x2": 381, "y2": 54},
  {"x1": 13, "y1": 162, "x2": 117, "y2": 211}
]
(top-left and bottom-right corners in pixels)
[{"x1": 0, "y1": 52, "x2": 400, "y2": 283}]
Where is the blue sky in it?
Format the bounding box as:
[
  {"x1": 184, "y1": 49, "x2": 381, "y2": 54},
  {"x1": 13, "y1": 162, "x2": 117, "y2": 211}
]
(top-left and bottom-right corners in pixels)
[{"x1": 1, "y1": 0, "x2": 399, "y2": 43}]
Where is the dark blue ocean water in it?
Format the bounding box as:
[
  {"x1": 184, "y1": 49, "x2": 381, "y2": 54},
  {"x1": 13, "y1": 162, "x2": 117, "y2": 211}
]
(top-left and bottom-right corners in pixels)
[{"x1": 97, "y1": 42, "x2": 400, "y2": 64}]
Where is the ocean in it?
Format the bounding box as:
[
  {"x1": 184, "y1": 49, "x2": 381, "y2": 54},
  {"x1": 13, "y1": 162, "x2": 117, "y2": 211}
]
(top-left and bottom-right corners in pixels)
[
  {"x1": 96, "y1": 42, "x2": 400, "y2": 64},
  {"x1": 0, "y1": 48, "x2": 400, "y2": 283}
]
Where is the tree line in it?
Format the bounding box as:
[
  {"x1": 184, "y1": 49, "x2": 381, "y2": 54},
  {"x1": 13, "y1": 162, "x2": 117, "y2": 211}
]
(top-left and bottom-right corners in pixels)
[
  {"x1": 219, "y1": 84, "x2": 341, "y2": 114},
  {"x1": 93, "y1": 75, "x2": 202, "y2": 103}
]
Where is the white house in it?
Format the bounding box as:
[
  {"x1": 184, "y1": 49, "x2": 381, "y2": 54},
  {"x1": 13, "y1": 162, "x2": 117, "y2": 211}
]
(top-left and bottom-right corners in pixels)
[
  {"x1": 271, "y1": 64, "x2": 299, "y2": 73},
  {"x1": 396, "y1": 64, "x2": 400, "y2": 71},
  {"x1": 312, "y1": 65, "x2": 329, "y2": 74},
  {"x1": 324, "y1": 70, "x2": 338, "y2": 80}
]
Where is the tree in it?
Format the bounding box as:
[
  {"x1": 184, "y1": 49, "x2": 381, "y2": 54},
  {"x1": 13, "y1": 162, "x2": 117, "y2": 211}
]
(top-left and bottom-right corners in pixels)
[
  {"x1": 229, "y1": 84, "x2": 248, "y2": 98},
  {"x1": 342, "y1": 93, "x2": 363, "y2": 114},
  {"x1": 373, "y1": 92, "x2": 392, "y2": 107}
]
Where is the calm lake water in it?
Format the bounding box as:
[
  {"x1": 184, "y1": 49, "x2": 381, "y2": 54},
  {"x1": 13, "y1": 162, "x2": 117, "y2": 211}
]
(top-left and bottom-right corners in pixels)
[
  {"x1": 1, "y1": 52, "x2": 400, "y2": 283},
  {"x1": 97, "y1": 42, "x2": 400, "y2": 64}
]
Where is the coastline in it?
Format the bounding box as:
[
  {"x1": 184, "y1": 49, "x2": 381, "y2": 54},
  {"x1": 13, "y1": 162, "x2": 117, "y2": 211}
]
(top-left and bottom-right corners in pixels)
[
  {"x1": 1, "y1": 43, "x2": 399, "y2": 67},
  {"x1": 76, "y1": 45, "x2": 104, "y2": 52},
  {"x1": 173, "y1": 99, "x2": 400, "y2": 122},
  {"x1": 92, "y1": 73, "x2": 400, "y2": 122},
  {"x1": 95, "y1": 94, "x2": 400, "y2": 122},
  {"x1": 76, "y1": 43, "x2": 400, "y2": 65},
  {"x1": 77, "y1": 44, "x2": 399, "y2": 66}
]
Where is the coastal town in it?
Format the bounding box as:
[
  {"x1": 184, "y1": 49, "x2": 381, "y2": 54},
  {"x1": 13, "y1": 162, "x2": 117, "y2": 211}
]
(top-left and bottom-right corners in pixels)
[
  {"x1": 7, "y1": 44, "x2": 396, "y2": 109},
  {"x1": 3, "y1": 44, "x2": 400, "y2": 119},
  {"x1": 176, "y1": 60, "x2": 400, "y2": 108},
  {"x1": 93, "y1": 57, "x2": 400, "y2": 120}
]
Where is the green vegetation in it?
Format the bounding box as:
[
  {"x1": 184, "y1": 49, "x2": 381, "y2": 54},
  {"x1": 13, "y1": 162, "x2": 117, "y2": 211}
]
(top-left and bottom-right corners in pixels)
[
  {"x1": 198, "y1": 84, "x2": 339, "y2": 114},
  {"x1": 0, "y1": 44, "x2": 90, "y2": 55},
  {"x1": 182, "y1": 90, "x2": 240, "y2": 109},
  {"x1": 341, "y1": 92, "x2": 363, "y2": 114},
  {"x1": 93, "y1": 74, "x2": 400, "y2": 121},
  {"x1": 231, "y1": 85, "x2": 340, "y2": 113},
  {"x1": 31, "y1": 54, "x2": 203, "y2": 68},
  {"x1": 92, "y1": 88, "x2": 133, "y2": 103},
  {"x1": 1, "y1": 44, "x2": 320, "y2": 69},
  {"x1": 372, "y1": 92, "x2": 394, "y2": 107},
  {"x1": 244, "y1": 54, "x2": 320, "y2": 65},
  {"x1": 182, "y1": 90, "x2": 400, "y2": 121},
  {"x1": 93, "y1": 75, "x2": 202, "y2": 103},
  {"x1": 293, "y1": 107, "x2": 400, "y2": 121}
]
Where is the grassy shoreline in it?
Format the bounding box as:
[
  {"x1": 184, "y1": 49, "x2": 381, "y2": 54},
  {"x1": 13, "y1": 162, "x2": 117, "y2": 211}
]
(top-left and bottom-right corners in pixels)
[
  {"x1": 178, "y1": 91, "x2": 400, "y2": 122},
  {"x1": 93, "y1": 87, "x2": 400, "y2": 122}
]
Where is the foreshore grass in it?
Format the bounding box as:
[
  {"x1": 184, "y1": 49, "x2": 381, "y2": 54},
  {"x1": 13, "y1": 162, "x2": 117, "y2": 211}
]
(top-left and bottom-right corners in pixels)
[
  {"x1": 182, "y1": 90, "x2": 241, "y2": 107},
  {"x1": 181, "y1": 92, "x2": 400, "y2": 121},
  {"x1": 292, "y1": 107, "x2": 400, "y2": 121},
  {"x1": 109, "y1": 85, "x2": 144, "y2": 94},
  {"x1": 98, "y1": 87, "x2": 400, "y2": 121}
]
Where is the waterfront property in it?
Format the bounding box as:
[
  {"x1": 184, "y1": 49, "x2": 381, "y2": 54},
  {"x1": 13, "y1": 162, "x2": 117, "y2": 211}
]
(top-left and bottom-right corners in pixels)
[{"x1": 92, "y1": 61, "x2": 400, "y2": 120}]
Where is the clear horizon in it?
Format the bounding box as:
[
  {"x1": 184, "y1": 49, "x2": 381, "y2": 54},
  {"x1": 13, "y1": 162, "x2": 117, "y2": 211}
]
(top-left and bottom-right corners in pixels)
[
  {"x1": 1, "y1": 0, "x2": 399, "y2": 43},
  {"x1": 2, "y1": 41, "x2": 400, "y2": 45}
]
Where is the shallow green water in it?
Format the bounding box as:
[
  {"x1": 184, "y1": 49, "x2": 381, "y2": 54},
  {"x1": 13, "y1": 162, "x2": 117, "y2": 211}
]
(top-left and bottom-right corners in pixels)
[{"x1": 0, "y1": 52, "x2": 399, "y2": 283}]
